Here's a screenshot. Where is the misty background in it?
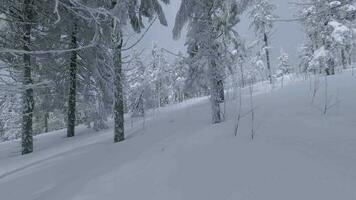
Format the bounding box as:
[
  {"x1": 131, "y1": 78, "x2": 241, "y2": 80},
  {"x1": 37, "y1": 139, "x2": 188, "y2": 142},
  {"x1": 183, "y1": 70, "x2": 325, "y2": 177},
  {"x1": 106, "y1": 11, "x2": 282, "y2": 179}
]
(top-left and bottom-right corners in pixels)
[{"x1": 135, "y1": 0, "x2": 304, "y2": 67}]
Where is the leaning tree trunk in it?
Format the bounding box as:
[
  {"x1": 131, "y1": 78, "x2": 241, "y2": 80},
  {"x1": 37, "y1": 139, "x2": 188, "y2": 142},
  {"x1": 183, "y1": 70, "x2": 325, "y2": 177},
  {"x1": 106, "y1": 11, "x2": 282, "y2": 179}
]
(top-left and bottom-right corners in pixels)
[
  {"x1": 67, "y1": 20, "x2": 78, "y2": 138},
  {"x1": 264, "y1": 33, "x2": 272, "y2": 84},
  {"x1": 112, "y1": 0, "x2": 125, "y2": 143},
  {"x1": 21, "y1": 0, "x2": 35, "y2": 155},
  {"x1": 209, "y1": 60, "x2": 221, "y2": 124}
]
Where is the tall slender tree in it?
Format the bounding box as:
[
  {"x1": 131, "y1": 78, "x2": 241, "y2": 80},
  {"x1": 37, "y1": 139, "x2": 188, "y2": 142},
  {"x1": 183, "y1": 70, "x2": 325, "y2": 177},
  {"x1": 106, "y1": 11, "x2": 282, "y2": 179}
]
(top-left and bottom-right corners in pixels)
[
  {"x1": 111, "y1": 0, "x2": 124, "y2": 142},
  {"x1": 249, "y1": 0, "x2": 277, "y2": 84},
  {"x1": 173, "y1": 0, "x2": 252, "y2": 123},
  {"x1": 21, "y1": 0, "x2": 36, "y2": 154},
  {"x1": 110, "y1": 0, "x2": 169, "y2": 142},
  {"x1": 67, "y1": 17, "x2": 78, "y2": 138}
]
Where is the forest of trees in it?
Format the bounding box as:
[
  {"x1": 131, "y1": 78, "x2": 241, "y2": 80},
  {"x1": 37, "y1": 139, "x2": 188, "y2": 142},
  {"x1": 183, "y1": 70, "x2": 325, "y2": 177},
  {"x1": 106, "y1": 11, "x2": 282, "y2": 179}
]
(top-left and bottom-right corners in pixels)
[{"x1": 0, "y1": 0, "x2": 355, "y2": 155}]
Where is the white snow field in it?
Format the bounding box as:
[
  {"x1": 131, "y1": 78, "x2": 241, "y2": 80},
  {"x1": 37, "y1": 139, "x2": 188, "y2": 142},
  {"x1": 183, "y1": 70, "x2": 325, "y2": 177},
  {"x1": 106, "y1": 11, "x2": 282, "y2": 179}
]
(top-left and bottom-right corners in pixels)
[{"x1": 1, "y1": 72, "x2": 356, "y2": 200}]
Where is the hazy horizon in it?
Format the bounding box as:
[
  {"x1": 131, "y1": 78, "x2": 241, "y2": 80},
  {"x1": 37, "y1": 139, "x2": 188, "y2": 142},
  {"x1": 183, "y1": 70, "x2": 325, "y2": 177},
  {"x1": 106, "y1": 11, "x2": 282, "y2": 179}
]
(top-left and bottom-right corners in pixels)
[{"x1": 136, "y1": 0, "x2": 304, "y2": 68}]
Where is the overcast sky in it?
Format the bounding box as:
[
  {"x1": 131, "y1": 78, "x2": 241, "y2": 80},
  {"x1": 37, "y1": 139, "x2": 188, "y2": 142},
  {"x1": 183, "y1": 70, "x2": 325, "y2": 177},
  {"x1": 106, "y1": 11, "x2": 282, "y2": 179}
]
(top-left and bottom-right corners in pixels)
[{"x1": 135, "y1": 0, "x2": 304, "y2": 67}]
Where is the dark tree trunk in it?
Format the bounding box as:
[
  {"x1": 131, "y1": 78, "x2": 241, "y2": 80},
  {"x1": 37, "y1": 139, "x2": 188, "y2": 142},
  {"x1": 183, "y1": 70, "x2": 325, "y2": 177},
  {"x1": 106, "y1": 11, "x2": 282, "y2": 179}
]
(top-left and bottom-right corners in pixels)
[
  {"x1": 341, "y1": 49, "x2": 347, "y2": 70},
  {"x1": 209, "y1": 60, "x2": 221, "y2": 124},
  {"x1": 327, "y1": 58, "x2": 335, "y2": 76},
  {"x1": 21, "y1": 0, "x2": 35, "y2": 155},
  {"x1": 67, "y1": 21, "x2": 78, "y2": 138},
  {"x1": 217, "y1": 80, "x2": 224, "y2": 103},
  {"x1": 156, "y1": 81, "x2": 162, "y2": 107},
  {"x1": 0, "y1": 120, "x2": 4, "y2": 138},
  {"x1": 44, "y1": 112, "x2": 49, "y2": 133},
  {"x1": 113, "y1": 34, "x2": 125, "y2": 143},
  {"x1": 112, "y1": 0, "x2": 125, "y2": 143},
  {"x1": 264, "y1": 33, "x2": 272, "y2": 84}
]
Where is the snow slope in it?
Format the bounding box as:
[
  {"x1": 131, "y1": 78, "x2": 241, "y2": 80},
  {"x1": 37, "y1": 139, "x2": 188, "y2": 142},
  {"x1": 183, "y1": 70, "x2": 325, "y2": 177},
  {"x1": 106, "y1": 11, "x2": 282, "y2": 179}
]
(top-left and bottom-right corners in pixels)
[{"x1": 0, "y1": 72, "x2": 356, "y2": 200}]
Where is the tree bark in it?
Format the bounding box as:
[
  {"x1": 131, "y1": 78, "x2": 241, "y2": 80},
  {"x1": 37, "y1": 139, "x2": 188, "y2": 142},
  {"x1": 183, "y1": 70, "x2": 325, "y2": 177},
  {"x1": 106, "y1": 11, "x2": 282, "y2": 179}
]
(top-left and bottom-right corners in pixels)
[
  {"x1": 112, "y1": 0, "x2": 125, "y2": 143},
  {"x1": 217, "y1": 80, "x2": 224, "y2": 103},
  {"x1": 113, "y1": 34, "x2": 125, "y2": 143},
  {"x1": 44, "y1": 112, "x2": 49, "y2": 133},
  {"x1": 341, "y1": 49, "x2": 347, "y2": 70},
  {"x1": 327, "y1": 57, "x2": 335, "y2": 76},
  {"x1": 209, "y1": 60, "x2": 221, "y2": 124},
  {"x1": 67, "y1": 20, "x2": 78, "y2": 138},
  {"x1": 21, "y1": 0, "x2": 35, "y2": 155},
  {"x1": 264, "y1": 33, "x2": 272, "y2": 84}
]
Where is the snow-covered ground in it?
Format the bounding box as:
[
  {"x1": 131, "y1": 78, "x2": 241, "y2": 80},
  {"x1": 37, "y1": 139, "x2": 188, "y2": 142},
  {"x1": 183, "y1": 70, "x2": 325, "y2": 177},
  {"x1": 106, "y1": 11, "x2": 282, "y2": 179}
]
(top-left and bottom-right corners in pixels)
[{"x1": 1, "y1": 72, "x2": 356, "y2": 200}]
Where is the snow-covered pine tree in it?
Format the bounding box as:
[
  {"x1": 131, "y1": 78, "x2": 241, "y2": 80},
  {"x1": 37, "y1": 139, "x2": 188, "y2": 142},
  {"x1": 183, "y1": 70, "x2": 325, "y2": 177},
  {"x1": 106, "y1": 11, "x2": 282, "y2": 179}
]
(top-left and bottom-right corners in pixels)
[
  {"x1": 125, "y1": 54, "x2": 147, "y2": 118},
  {"x1": 298, "y1": 0, "x2": 356, "y2": 75},
  {"x1": 249, "y1": 0, "x2": 277, "y2": 84},
  {"x1": 277, "y1": 49, "x2": 292, "y2": 75},
  {"x1": 173, "y1": 0, "x2": 252, "y2": 123},
  {"x1": 79, "y1": 44, "x2": 113, "y2": 131},
  {"x1": 0, "y1": 93, "x2": 22, "y2": 141},
  {"x1": 111, "y1": 0, "x2": 169, "y2": 143},
  {"x1": 248, "y1": 52, "x2": 266, "y2": 83},
  {"x1": 45, "y1": 0, "x2": 106, "y2": 138},
  {"x1": 232, "y1": 37, "x2": 249, "y2": 89},
  {"x1": 171, "y1": 52, "x2": 188, "y2": 103},
  {"x1": 0, "y1": 0, "x2": 113, "y2": 151},
  {"x1": 298, "y1": 43, "x2": 315, "y2": 74},
  {"x1": 0, "y1": 0, "x2": 41, "y2": 154},
  {"x1": 277, "y1": 49, "x2": 292, "y2": 87},
  {"x1": 149, "y1": 44, "x2": 172, "y2": 107}
]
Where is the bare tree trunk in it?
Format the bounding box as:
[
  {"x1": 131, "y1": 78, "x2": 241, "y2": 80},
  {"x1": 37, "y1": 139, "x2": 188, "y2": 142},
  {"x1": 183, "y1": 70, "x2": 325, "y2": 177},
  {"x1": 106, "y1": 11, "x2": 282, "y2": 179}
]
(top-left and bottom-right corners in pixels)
[
  {"x1": 249, "y1": 83, "x2": 255, "y2": 140},
  {"x1": 0, "y1": 120, "x2": 4, "y2": 139},
  {"x1": 113, "y1": 34, "x2": 125, "y2": 143},
  {"x1": 156, "y1": 81, "x2": 162, "y2": 107},
  {"x1": 264, "y1": 33, "x2": 272, "y2": 84},
  {"x1": 341, "y1": 49, "x2": 347, "y2": 70},
  {"x1": 323, "y1": 75, "x2": 328, "y2": 115},
  {"x1": 327, "y1": 57, "x2": 335, "y2": 76},
  {"x1": 112, "y1": 0, "x2": 125, "y2": 143},
  {"x1": 44, "y1": 112, "x2": 49, "y2": 133},
  {"x1": 217, "y1": 80, "x2": 225, "y2": 103},
  {"x1": 234, "y1": 80, "x2": 243, "y2": 136},
  {"x1": 21, "y1": 0, "x2": 35, "y2": 155},
  {"x1": 240, "y1": 62, "x2": 245, "y2": 88},
  {"x1": 209, "y1": 60, "x2": 221, "y2": 124},
  {"x1": 67, "y1": 20, "x2": 78, "y2": 138},
  {"x1": 350, "y1": 47, "x2": 354, "y2": 76}
]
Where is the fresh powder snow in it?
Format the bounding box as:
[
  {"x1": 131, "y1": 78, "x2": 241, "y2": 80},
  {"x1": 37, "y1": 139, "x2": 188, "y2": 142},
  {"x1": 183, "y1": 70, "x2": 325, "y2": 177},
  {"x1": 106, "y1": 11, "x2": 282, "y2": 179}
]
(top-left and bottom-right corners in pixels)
[{"x1": 1, "y1": 72, "x2": 356, "y2": 200}]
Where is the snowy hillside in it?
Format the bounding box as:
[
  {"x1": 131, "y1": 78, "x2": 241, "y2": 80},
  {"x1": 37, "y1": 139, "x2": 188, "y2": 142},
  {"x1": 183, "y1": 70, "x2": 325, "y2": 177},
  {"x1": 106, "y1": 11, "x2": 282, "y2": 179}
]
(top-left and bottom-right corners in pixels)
[
  {"x1": 1, "y1": 1, "x2": 356, "y2": 200},
  {"x1": 1, "y1": 72, "x2": 355, "y2": 200}
]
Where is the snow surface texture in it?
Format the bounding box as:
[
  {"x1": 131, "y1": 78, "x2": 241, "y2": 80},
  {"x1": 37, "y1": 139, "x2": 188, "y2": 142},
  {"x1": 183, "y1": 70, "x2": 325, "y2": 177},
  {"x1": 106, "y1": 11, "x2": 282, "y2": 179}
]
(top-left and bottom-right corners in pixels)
[{"x1": 1, "y1": 72, "x2": 356, "y2": 200}]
